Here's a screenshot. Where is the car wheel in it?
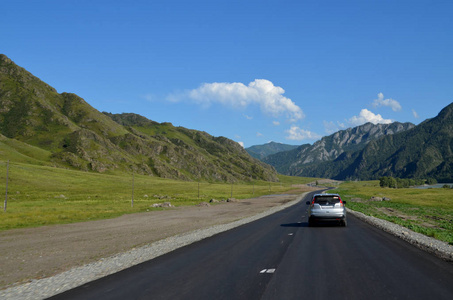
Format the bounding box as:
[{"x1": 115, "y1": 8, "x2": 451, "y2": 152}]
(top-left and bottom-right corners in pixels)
[{"x1": 341, "y1": 219, "x2": 347, "y2": 227}]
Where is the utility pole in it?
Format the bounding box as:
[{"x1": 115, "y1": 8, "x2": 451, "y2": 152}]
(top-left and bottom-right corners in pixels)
[
  {"x1": 4, "y1": 160, "x2": 9, "y2": 212},
  {"x1": 131, "y1": 172, "x2": 134, "y2": 208}
]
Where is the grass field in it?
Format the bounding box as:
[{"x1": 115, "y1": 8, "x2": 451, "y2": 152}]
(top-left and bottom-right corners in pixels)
[
  {"x1": 2, "y1": 160, "x2": 452, "y2": 244},
  {"x1": 0, "y1": 161, "x2": 316, "y2": 231},
  {"x1": 336, "y1": 181, "x2": 453, "y2": 244}
]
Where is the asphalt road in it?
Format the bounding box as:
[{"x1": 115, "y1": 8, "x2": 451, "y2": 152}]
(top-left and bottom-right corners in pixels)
[{"x1": 49, "y1": 191, "x2": 453, "y2": 300}]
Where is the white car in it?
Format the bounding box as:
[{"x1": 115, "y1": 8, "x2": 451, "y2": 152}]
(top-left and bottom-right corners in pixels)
[{"x1": 306, "y1": 193, "x2": 347, "y2": 227}]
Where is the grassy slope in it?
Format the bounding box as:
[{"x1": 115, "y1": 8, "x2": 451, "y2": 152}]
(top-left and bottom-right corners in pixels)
[
  {"x1": 336, "y1": 181, "x2": 453, "y2": 244},
  {"x1": 0, "y1": 134, "x2": 52, "y2": 165},
  {"x1": 1, "y1": 56, "x2": 277, "y2": 181},
  {"x1": 0, "y1": 161, "x2": 314, "y2": 231},
  {"x1": 105, "y1": 113, "x2": 279, "y2": 181}
]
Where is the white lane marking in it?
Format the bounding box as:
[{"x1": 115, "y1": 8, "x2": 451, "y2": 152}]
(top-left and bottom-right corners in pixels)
[
  {"x1": 288, "y1": 233, "x2": 294, "y2": 236},
  {"x1": 260, "y1": 269, "x2": 276, "y2": 274}
]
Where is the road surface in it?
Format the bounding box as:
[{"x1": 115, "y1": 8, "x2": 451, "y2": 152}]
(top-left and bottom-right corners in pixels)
[{"x1": 49, "y1": 191, "x2": 453, "y2": 299}]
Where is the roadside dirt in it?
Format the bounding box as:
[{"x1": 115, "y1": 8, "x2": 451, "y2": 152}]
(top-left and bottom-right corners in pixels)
[{"x1": 0, "y1": 185, "x2": 318, "y2": 289}]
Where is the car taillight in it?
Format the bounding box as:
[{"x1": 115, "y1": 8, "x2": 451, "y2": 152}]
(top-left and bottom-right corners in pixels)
[{"x1": 339, "y1": 198, "x2": 344, "y2": 207}]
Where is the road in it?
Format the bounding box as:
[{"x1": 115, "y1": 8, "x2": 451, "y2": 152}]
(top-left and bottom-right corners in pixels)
[{"x1": 49, "y1": 191, "x2": 453, "y2": 300}]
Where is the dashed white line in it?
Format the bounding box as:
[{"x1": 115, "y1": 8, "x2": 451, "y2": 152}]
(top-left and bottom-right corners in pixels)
[{"x1": 260, "y1": 268, "x2": 276, "y2": 274}]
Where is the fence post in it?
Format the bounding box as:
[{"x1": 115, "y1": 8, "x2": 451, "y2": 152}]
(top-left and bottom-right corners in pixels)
[{"x1": 4, "y1": 160, "x2": 9, "y2": 212}]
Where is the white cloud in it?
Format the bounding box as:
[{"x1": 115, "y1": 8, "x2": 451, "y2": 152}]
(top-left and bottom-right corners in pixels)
[
  {"x1": 256, "y1": 132, "x2": 263, "y2": 137},
  {"x1": 273, "y1": 121, "x2": 280, "y2": 126},
  {"x1": 238, "y1": 141, "x2": 245, "y2": 148},
  {"x1": 285, "y1": 126, "x2": 322, "y2": 141},
  {"x1": 183, "y1": 79, "x2": 304, "y2": 122},
  {"x1": 412, "y1": 109, "x2": 419, "y2": 118},
  {"x1": 372, "y1": 93, "x2": 402, "y2": 112},
  {"x1": 243, "y1": 114, "x2": 253, "y2": 120},
  {"x1": 349, "y1": 109, "x2": 393, "y2": 126}
]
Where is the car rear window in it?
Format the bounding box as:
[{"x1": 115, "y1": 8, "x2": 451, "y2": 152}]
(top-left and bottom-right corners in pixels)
[{"x1": 314, "y1": 195, "x2": 340, "y2": 205}]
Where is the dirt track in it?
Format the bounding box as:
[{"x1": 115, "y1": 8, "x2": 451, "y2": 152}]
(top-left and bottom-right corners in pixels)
[{"x1": 0, "y1": 185, "x2": 318, "y2": 289}]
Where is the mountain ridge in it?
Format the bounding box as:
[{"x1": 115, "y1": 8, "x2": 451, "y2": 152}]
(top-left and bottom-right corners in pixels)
[
  {"x1": 0, "y1": 54, "x2": 278, "y2": 182},
  {"x1": 289, "y1": 103, "x2": 453, "y2": 181},
  {"x1": 245, "y1": 141, "x2": 299, "y2": 160},
  {"x1": 263, "y1": 121, "x2": 415, "y2": 174}
]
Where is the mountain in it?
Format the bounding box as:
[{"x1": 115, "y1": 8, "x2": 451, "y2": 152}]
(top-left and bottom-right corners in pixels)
[
  {"x1": 264, "y1": 122, "x2": 415, "y2": 174},
  {"x1": 245, "y1": 142, "x2": 299, "y2": 160},
  {"x1": 295, "y1": 103, "x2": 453, "y2": 181},
  {"x1": 0, "y1": 54, "x2": 278, "y2": 182},
  {"x1": 261, "y1": 143, "x2": 311, "y2": 174}
]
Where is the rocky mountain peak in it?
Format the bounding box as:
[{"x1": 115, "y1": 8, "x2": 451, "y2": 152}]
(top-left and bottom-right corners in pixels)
[
  {"x1": 435, "y1": 102, "x2": 453, "y2": 122},
  {"x1": 263, "y1": 121, "x2": 415, "y2": 175}
]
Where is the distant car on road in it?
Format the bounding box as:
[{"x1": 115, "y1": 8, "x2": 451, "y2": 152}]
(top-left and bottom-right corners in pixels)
[{"x1": 306, "y1": 193, "x2": 347, "y2": 227}]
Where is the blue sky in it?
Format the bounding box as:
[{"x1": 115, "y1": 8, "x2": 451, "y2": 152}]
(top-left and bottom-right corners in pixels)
[{"x1": 2, "y1": 0, "x2": 452, "y2": 147}]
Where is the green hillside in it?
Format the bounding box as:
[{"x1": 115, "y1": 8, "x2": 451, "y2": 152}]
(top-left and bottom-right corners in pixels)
[
  {"x1": 0, "y1": 54, "x2": 277, "y2": 182},
  {"x1": 245, "y1": 142, "x2": 299, "y2": 160}
]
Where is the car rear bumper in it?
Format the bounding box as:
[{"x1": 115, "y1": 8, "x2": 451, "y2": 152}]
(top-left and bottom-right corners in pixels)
[
  {"x1": 309, "y1": 212, "x2": 346, "y2": 221},
  {"x1": 310, "y1": 215, "x2": 346, "y2": 220}
]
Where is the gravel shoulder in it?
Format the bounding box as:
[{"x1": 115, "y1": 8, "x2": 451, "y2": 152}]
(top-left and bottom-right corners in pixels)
[
  {"x1": 347, "y1": 209, "x2": 453, "y2": 261},
  {"x1": 0, "y1": 186, "x2": 315, "y2": 294}
]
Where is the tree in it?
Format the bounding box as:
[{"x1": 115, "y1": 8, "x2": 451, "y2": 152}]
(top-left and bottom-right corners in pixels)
[
  {"x1": 426, "y1": 178, "x2": 438, "y2": 185},
  {"x1": 379, "y1": 177, "x2": 389, "y2": 187}
]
